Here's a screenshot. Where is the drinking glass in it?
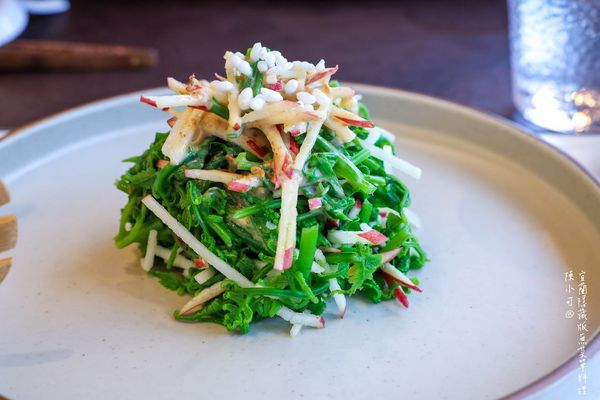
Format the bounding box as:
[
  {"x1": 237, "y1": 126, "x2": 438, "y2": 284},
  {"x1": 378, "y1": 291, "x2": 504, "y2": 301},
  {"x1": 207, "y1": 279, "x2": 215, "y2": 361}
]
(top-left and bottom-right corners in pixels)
[{"x1": 508, "y1": 0, "x2": 600, "y2": 134}]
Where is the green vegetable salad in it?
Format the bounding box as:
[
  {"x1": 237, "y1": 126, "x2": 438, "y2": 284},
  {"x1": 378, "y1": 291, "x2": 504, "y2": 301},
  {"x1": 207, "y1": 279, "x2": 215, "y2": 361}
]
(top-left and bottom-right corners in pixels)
[{"x1": 115, "y1": 43, "x2": 427, "y2": 335}]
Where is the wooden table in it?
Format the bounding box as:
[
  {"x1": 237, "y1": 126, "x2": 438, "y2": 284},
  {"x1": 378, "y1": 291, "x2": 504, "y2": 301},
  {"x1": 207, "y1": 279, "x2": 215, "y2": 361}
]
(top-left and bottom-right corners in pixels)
[{"x1": 0, "y1": 0, "x2": 512, "y2": 128}]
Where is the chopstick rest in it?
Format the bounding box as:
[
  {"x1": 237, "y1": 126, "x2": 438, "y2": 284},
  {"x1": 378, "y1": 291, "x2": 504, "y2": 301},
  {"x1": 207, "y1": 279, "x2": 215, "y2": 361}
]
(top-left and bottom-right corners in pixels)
[{"x1": 0, "y1": 179, "x2": 16, "y2": 284}]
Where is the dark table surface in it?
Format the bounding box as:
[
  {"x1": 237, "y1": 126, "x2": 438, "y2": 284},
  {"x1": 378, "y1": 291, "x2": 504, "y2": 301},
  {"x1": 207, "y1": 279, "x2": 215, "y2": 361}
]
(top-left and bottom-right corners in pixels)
[{"x1": 0, "y1": 0, "x2": 513, "y2": 128}]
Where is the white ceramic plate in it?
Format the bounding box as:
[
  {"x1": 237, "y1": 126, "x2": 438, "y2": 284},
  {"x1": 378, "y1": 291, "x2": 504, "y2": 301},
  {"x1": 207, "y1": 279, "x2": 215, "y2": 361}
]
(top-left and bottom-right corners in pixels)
[
  {"x1": 0, "y1": 0, "x2": 28, "y2": 47},
  {"x1": 1, "y1": 85, "x2": 599, "y2": 399}
]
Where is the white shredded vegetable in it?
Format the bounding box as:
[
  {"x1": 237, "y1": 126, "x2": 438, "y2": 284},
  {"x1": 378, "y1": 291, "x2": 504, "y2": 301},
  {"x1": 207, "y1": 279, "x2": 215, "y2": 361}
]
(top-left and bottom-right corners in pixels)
[
  {"x1": 329, "y1": 278, "x2": 347, "y2": 318},
  {"x1": 154, "y1": 245, "x2": 196, "y2": 271},
  {"x1": 311, "y1": 261, "x2": 325, "y2": 273},
  {"x1": 194, "y1": 267, "x2": 217, "y2": 285},
  {"x1": 141, "y1": 229, "x2": 158, "y2": 272},
  {"x1": 277, "y1": 307, "x2": 324, "y2": 328},
  {"x1": 327, "y1": 230, "x2": 371, "y2": 245},
  {"x1": 314, "y1": 249, "x2": 347, "y2": 318},
  {"x1": 184, "y1": 169, "x2": 244, "y2": 183},
  {"x1": 180, "y1": 281, "x2": 226, "y2": 315},
  {"x1": 403, "y1": 208, "x2": 422, "y2": 230},
  {"x1": 360, "y1": 139, "x2": 422, "y2": 179},
  {"x1": 290, "y1": 324, "x2": 303, "y2": 337},
  {"x1": 161, "y1": 108, "x2": 203, "y2": 165},
  {"x1": 381, "y1": 263, "x2": 417, "y2": 288}
]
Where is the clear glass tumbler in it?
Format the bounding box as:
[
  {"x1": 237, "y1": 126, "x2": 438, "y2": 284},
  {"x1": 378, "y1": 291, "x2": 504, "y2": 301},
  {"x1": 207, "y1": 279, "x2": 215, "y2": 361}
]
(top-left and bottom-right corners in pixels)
[{"x1": 508, "y1": 0, "x2": 600, "y2": 133}]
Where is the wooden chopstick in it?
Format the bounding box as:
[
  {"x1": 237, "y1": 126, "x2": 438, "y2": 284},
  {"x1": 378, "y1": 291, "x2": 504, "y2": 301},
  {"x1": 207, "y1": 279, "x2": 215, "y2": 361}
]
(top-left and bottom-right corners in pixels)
[
  {"x1": 0, "y1": 178, "x2": 16, "y2": 284},
  {"x1": 0, "y1": 39, "x2": 158, "y2": 72},
  {"x1": 0, "y1": 257, "x2": 11, "y2": 284}
]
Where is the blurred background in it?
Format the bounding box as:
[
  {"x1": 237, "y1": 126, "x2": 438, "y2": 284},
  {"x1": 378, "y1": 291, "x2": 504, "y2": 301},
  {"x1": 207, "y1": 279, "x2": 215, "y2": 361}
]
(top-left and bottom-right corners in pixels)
[{"x1": 0, "y1": 0, "x2": 511, "y2": 128}]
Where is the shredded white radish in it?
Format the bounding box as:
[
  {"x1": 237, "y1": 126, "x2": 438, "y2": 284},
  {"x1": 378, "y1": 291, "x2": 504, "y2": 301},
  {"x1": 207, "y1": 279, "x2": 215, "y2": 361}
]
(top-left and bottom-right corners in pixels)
[
  {"x1": 276, "y1": 307, "x2": 324, "y2": 328},
  {"x1": 363, "y1": 128, "x2": 381, "y2": 147},
  {"x1": 360, "y1": 139, "x2": 422, "y2": 179},
  {"x1": 184, "y1": 169, "x2": 244, "y2": 183},
  {"x1": 141, "y1": 229, "x2": 158, "y2": 272},
  {"x1": 348, "y1": 207, "x2": 361, "y2": 219},
  {"x1": 313, "y1": 249, "x2": 347, "y2": 318},
  {"x1": 370, "y1": 126, "x2": 396, "y2": 142},
  {"x1": 313, "y1": 249, "x2": 348, "y2": 318},
  {"x1": 290, "y1": 324, "x2": 303, "y2": 337},
  {"x1": 154, "y1": 245, "x2": 196, "y2": 271},
  {"x1": 179, "y1": 281, "x2": 226, "y2": 315},
  {"x1": 314, "y1": 248, "x2": 327, "y2": 265},
  {"x1": 403, "y1": 208, "x2": 422, "y2": 230},
  {"x1": 348, "y1": 199, "x2": 362, "y2": 219},
  {"x1": 311, "y1": 261, "x2": 325, "y2": 273},
  {"x1": 329, "y1": 278, "x2": 347, "y2": 318},
  {"x1": 194, "y1": 267, "x2": 217, "y2": 285},
  {"x1": 382, "y1": 145, "x2": 394, "y2": 175},
  {"x1": 359, "y1": 222, "x2": 373, "y2": 231}
]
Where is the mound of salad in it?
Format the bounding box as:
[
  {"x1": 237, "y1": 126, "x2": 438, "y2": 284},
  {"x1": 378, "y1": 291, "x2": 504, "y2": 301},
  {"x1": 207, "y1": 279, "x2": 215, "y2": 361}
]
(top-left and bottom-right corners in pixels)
[{"x1": 115, "y1": 43, "x2": 427, "y2": 335}]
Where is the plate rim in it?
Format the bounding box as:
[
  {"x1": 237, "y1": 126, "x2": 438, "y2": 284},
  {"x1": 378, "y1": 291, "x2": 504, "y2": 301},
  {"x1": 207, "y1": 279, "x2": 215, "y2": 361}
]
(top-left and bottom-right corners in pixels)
[{"x1": 2, "y1": 83, "x2": 599, "y2": 398}]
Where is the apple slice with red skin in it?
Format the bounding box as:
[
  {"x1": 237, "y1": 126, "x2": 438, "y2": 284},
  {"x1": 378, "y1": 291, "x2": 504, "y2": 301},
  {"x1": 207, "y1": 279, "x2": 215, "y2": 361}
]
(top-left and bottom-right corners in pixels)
[
  {"x1": 289, "y1": 136, "x2": 300, "y2": 155},
  {"x1": 246, "y1": 139, "x2": 267, "y2": 158},
  {"x1": 140, "y1": 95, "x2": 157, "y2": 107},
  {"x1": 156, "y1": 160, "x2": 169, "y2": 169},
  {"x1": 282, "y1": 247, "x2": 294, "y2": 270},
  {"x1": 381, "y1": 263, "x2": 422, "y2": 293},
  {"x1": 334, "y1": 115, "x2": 375, "y2": 128},
  {"x1": 382, "y1": 274, "x2": 409, "y2": 308},
  {"x1": 227, "y1": 181, "x2": 251, "y2": 193},
  {"x1": 306, "y1": 65, "x2": 339, "y2": 85},
  {"x1": 357, "y1": 229, "x2": 388, "y2": 245},
  {"x1": 380, "y1": 247, "x2": 401, "y2": 264},
  {"x1": 308, "y1": 198, "x2": 322, "y2": 210}
]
